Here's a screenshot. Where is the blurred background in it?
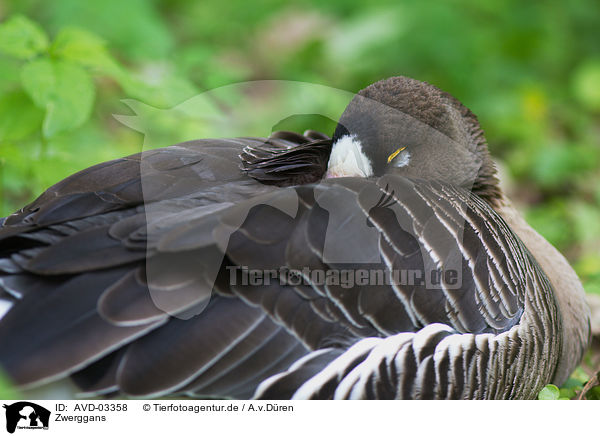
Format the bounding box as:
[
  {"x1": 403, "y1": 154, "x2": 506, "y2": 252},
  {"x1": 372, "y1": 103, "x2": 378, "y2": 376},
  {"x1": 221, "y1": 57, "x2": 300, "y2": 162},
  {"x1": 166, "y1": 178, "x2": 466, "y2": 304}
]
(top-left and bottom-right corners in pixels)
[{"x1": 0, "y1": 0, "x2": 599, "y2": 396}]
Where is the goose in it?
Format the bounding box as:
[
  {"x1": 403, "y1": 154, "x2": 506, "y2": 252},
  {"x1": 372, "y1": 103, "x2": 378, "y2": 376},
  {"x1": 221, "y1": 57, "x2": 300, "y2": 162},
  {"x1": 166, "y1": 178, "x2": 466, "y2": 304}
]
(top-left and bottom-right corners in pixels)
[{"x1": 0, "y1": 76, "x2": 590, "y2": 399}]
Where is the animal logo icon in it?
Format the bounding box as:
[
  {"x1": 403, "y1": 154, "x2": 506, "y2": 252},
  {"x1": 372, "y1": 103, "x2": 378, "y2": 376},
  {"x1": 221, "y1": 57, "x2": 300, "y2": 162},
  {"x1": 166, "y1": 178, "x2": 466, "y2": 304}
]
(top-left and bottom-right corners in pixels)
[{"x1": 2, "y1": 402, "x2": 50, "y2": 434}]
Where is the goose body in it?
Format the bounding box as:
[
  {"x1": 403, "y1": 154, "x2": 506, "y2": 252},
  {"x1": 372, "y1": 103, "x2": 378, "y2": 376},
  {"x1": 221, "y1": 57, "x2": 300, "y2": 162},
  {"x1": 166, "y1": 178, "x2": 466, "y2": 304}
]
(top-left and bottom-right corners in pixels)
[{"x1": 0, "y1": 77, "x2": 590, "y2": 399}]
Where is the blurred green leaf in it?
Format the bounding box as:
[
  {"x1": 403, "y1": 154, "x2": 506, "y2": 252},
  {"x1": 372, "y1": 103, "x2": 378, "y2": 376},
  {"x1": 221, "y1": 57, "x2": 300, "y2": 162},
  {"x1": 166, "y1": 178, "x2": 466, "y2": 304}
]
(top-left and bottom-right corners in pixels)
[
  {"x1": 538, "y1": 384, "x2": 560, "y2": 400},
  {"x1": 0, "y1": 56, "x2": 22, "y2": 93},
  {"x1": 531, "y1": 143, "x2": 599, "y2": 188},
  {"x1": 578, "y1": 254, "x2": 600, "y2": 294},
  {"x1": 21, "y1": 58, "x2": 95, "y2": 137},
  {"x1": 115, "y1": 65, "x2": 197, "y2": 108},
  {"x1": 50, "y1": 27, "x2": 121, "y2": 74},
  {"x1": 327, "y1": 7, "x2": 404, "y2": 63},
  {"x1": 559, "y1": 376, "x2": 584, "y2": 399},
  {"x1": 570, "y1": 366, "x2": 594, "y2": 384},
  {"x1": 20, "y1": 58, "x2": 54, "y2": 107},
  {"x1": 570, "y1": 202, "x2": 600, "y2": 246},
  {"x1": 562, "y1": 377, "x2": 584, "y2": 389},
  {"x1": 525, "y1": 201, "x2": 572, "y2": 249},
  {"x1": 572, "y1": 59, "x2": 600, "y2": 112},
  {"x1": 0, "y1": 90, "x2": 44, "y2": 141},
  {"x1": 587, "y1": 386, "x2": 600, "y2": 400},
  {"x1": 584, "y1": 280, "x2": 600, "y2": 295},
  {"x1": 0, "y1": 15, "x2": 49, "y2": 59},
  {"x1": 36, "y1": 0, "x2": 173, "y2": 60},
  {"x1": 0, "y1": 371, "x2": 19, "y2": 400}
]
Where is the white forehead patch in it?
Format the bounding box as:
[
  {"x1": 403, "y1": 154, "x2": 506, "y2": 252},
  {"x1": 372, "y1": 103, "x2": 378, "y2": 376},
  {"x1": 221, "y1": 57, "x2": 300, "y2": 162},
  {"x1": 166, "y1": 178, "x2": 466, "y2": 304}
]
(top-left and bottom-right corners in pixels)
[{"x1": 325, "y1": 134, "x2": 374, "y2": 178}]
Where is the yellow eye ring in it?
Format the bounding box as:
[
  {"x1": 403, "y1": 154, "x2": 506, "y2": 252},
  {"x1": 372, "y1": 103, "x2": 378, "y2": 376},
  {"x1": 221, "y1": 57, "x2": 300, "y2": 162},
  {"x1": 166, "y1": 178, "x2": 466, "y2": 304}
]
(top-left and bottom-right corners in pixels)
[{"x1": 387, "y1": 146, "x2": 406, "y2": 164}]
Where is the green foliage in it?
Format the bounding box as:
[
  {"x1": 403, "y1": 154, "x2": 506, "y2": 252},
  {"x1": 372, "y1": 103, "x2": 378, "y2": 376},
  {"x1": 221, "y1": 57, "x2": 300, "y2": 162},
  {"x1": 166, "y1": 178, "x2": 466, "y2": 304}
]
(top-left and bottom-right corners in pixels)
[
  {"x1": 0, "y1": 9, "x2": 199, "y2": 213},
  {"x1": 22, "y1": 58, "x2": 95, "y2": 137},
  {"x1": 538, "y1": 384, "x2": 561, "y2": 400},
  {"x1": 557, "y1": 367, "x2": 589, "y2": 399},
  {"x1": 37, "y1": 0, "x2": 173, "y2": 60},
  {"x1": 572, "y1": 59, "x2": 600, "y2": 112},
  {"x1": 0, "y1": 17, "x2": 98, "y2": 140},
  {"x1": 576, "y1": 255, "x2": 600, "y2": 295},
  {"x1": 538, "y1": 368, "x2": 600, "y2": 400},
  {"x1": 0, "y1": 370, "x2": 19, "y2": 400},
  {"x1": 0, "y1": 90, "x2": 43, "y2": 141},
  {"x1": 0, "y1": 15, "x2": 48, "y2": 59},
  {"x1": 559, "y1": 378, "x2": 583, "y2": 399},
  {"x1": 50, "y1": 27, "x2": 120, "y2": 74}
]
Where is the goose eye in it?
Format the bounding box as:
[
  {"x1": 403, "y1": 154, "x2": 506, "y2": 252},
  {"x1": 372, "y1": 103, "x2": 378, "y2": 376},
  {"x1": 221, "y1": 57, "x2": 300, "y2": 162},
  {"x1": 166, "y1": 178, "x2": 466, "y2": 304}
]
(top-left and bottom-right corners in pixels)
[{"x1": 387, "y1": 146, "x2": 407, "y2": 164}]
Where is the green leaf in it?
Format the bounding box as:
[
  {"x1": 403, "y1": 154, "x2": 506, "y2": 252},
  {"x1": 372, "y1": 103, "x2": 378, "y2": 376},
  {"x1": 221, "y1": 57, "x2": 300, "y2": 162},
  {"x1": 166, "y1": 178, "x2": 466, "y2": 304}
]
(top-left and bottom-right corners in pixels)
[
  {"x1": 583, "y1": 277, "x2": 600, "y2": 295},
  {"x1": 50, "y1": 27, "x2": 121, "y2": 75},
  {"x1": 0, "y1": 90, "x2": 44, "y2": 141},
  {"x1": 0, "y1": 370, "x2": 19, "y2": 400},
  {"x1": 0, "y1": 56, "x2": 22, "y2": 94},
  {"x1": 538, "y1": 384, "x2": 560, "y2": 400},
  {"x1": 20, "y1": 58, "x2": 54, "y2": 107},
  {"x1": 531, "y1": 143, "x2": 599, "y2": 188},
  {"x1": 525, "y1": 201, "x2": 572, "y2": 250},
  {"x1": 558, "y1": 388, "x2": 576, "y2": 399},
  {"x1": 35, "y1": 0, "x2": 173, "y2": 60},
  {"x1": 570, "y1": 202, "x2": 600, "y2": 245},
  {"x1": 561, "y1": 377, "x2": 585, "y2": 390},
  {"x1": 0, "y1": 15, "x2": 49, "y2": 59},
  {"x1": 570, "y1": 366, "x2": 593, "y2": 384},
  {"x1": 21, "y1": 58, "x2": 95, "y2": 137},
  {"x1": 558, "y1": 378, "x2": 583, "y2": 399},
  {"x1": 572, "y1": 59, "x2": 600, "y2": 112},
  {"x1": 587, "y1": 386, "x2": 600, "y2": 400},
  {"x1": 115, "y1": 66, "x2": 198, "y2": 108}
]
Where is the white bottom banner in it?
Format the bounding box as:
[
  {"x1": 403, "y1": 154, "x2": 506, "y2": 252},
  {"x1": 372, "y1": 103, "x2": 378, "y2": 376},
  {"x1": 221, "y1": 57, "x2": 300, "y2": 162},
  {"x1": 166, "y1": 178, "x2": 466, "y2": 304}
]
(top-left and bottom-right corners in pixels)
[{"x1": 0, "y1": 399, "x2": 594, "y2": 435}]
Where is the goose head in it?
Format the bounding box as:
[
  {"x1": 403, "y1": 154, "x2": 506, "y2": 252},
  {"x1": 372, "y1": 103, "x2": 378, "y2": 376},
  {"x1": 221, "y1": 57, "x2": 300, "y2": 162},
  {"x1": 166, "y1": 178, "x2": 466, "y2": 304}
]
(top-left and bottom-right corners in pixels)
[{"x1": 326, "y1": 76, "x2": 502, "y2": 206}]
